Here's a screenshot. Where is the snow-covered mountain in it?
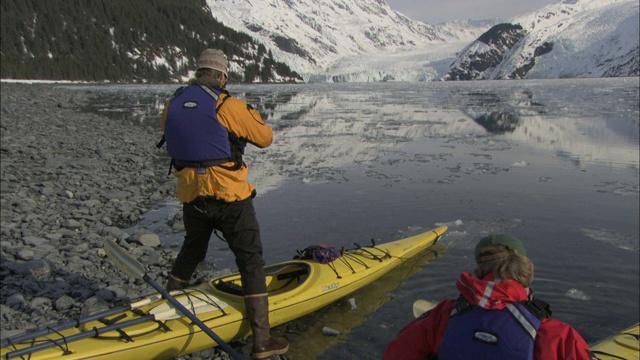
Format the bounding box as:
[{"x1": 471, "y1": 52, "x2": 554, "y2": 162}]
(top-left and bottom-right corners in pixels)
[
  {"x1": 443, "y1": 0, "x2": 639, "y2": 80},
  {"x1": 205, "y1": 0, "x2": 493, "y2": 82},
  {"x1": 205, "y1": 0, "x2": 638, "y2": 82}
]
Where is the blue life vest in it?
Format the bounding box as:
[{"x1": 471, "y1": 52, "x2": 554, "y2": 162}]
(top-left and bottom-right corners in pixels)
[
  {"x1": 438, "y1": 299, "x2": 542, "y2": 360},
  {"x1": 164, "y1": 85, "x2": 231, "y2": 164}
]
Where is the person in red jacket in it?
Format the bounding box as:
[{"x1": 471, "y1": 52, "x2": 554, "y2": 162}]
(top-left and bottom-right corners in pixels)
[{"x1": 383, "y1": 234, "x2": 596, "y2": 360}]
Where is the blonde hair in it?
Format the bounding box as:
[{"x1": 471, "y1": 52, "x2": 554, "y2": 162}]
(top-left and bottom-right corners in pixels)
[
  {"x1": 474, "y1": 244, "x2": 533, "y2": 288},
  {"x1": 190, "y1": 68, "x2": 226, "y2": 88}
]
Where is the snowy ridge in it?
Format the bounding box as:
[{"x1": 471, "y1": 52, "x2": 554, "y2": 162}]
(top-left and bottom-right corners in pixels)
[
  {"x1": 205, "y1": 0, "x2": 492, "y2": 82},
  {"x1": 445, "y1": 0, "x2": 639, "y2": 80},
  {"x1": 206, "y1": 0, "x2": 637, "y2": 82}
]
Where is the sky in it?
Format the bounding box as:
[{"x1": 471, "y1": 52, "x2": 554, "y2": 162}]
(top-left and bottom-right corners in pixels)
[{"x1": 385, "y1": 0, "x2": 558, "y2": 24}]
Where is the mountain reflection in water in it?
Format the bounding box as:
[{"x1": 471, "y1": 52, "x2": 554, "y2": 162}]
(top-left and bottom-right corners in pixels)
[{"x1": 81, "y1": 79, "x2": 638, "y2": 172}]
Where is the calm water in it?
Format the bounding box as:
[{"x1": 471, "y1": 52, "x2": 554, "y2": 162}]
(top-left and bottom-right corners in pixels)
[{"x1": 73, "y1": 78, "x2": 639, "y2": 359}]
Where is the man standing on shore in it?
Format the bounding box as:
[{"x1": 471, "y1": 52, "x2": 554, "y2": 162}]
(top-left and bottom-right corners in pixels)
[{"x1": 159, "y1": 48, "x2": 288, "y2": 359}]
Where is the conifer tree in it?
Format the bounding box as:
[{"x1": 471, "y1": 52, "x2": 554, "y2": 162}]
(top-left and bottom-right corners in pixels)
[{"x1": 0, "y1": 0, "x2": 302, "y2": 83}]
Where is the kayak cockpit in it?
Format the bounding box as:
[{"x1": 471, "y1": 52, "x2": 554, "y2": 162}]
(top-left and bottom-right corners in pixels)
[{"x1": 209, "y1": 262, "x2": 311, "y2": 297}]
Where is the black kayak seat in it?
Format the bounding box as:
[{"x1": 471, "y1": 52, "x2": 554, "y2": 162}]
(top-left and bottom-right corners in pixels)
[{"x1": 213, "y1": 263, "x2": 310, "y2": 296}]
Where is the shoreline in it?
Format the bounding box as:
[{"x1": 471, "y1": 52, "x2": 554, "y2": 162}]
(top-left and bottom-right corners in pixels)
[{"x1": 0, "y1": 83, "x2": 243, "y2": 358}]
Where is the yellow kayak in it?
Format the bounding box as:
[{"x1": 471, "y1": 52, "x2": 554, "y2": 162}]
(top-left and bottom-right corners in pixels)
[
  {"x1": 590, "y1": 323, "x2": 639, "y2": 360},
  {"x1": 1, "y1": 226, "x2": 447, "y2": 360}
]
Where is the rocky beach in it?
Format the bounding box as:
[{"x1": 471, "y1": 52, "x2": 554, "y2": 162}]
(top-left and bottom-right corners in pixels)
[{"x1": 0, "y1": 83, "x2": 250, "y2": 359}]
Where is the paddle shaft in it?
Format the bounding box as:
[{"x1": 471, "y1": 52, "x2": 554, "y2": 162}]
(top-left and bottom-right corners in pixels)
[
  {"x1": 0, "y1": 290, "x2": 188, "y2": 349},
  {"x1": 5, "y1": 278, "x2": 244, "y2": 360},
  {"x1": 5, "y1": 315, "x2": 155, "y2": 359},
  {"x1": 101, "y1": 239, "x2": 244, "y2": 360},
  {"x1": 4, "y1": 290, "x2": 228, "y2": 359},
  {"x1": 0, "y1": 305, "x2": 131, "y2": 349},
  {"x1": 143, "y1": 274, "x2": 245, "y2": 360}
]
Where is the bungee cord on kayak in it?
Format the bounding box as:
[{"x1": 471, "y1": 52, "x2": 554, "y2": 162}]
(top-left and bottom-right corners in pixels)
[{"x1": 2, "y1": 228, "x2": 448, "y2": 359}]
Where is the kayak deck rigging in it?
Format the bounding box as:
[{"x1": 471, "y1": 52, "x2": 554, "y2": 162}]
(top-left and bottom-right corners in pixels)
[{"x1": 1, "y1": 226, "x2": 448, "y2": 360}]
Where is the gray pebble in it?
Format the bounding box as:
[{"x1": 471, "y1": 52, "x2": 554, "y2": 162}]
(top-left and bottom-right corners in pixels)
[
  {"x1": 45, "y1": 233, "x2": 64, "y2": 241},
  {"x1": 16, "y1": 249, "x2": 34, "y2": 261},
  {"x1": 80, "y1": 296, "x2": 110, "y2": 317},
  {"x1": 22, "y1": 236, "x2": 48, "y2": 246},
  {"x1": 105, "y1": 285, "x2": 127, "y2": 298},
  {"x1": 6, "y1": 294, "x2": 27, "y2": 309},
  {"x1": 10, "y1": 259, "x2": 52, "y2": 280},
  {"x1": 54, "y1": 295, "x2": 76, "y2": 311},
  {"x1": 62, "y1": 219, "x2": 82, "y2": 229},
  {"x1": 58, "y1": 190, "x2": 74, "y2": 199},
  {"x1": 102, "y1": 226, "x2": 126, "y2": 238},
  {"x1": 95, "y1": 288, "x2": 115, "y2": 301},
  {"x1": 138, "y1": 233, "x2": 161, "y2": 247},
  {"x1": 27, "y1": 297, "x2": 51, "y2": 311}
]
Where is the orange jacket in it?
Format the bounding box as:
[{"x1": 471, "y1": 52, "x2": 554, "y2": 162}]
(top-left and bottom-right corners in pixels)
[{"x1": 160, "y1": 88, "x2": 272, "y2": 203}]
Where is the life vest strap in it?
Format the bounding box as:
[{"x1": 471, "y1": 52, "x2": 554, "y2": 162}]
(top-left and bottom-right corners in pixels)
[
  {"x1": 450, "y1": 296, "x2": 551, "y2": 321},
  {"x1": 524, "y1": 298, "x2": 552, "y2": 319},
  {"x1": 199, "y1": 85, "x2": 243, "y2": 171},
  {"x1": 172, "y1": 158, "x2": 232, "y2": 170},
  {"x1": 156, "y1": 134, "x2": 166, "y2": 148},
  {"x1": 199, "y1": 85, "x2": 219, "y2": 102},
  {"x1": 450, "y1": 294, "x2": 471, "y2": 317},
  {"x1": 506, "y1": 303, "x2": 538, "y2": 340}
]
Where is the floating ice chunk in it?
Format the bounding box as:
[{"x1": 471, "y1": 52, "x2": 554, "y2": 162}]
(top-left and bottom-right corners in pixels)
[
  {"x1": 565, "y1": 288, "x2": 591, "y2": 301},
  {"x1": 511, "y1": 161, "x2": 529, "y2": 167},
  {"x1": 435, "y1": 219, "x2": 463, "y2": 227},
  {"x1": 581, "y1": 228, "x2": 639, "y2": 251},
  {"x1": 348, "y1": 297, "x2": 357, "y2": 310},
  {"x1": 322, "y1": 326, "x2": 341, "y2": 336}
]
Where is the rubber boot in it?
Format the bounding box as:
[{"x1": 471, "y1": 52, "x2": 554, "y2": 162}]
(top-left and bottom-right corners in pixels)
[
  {"x1": 244, "y1": 294, "x2": 289, "y2": 359},
  {"x1": 165, "y1": 275, "x2": 188, "y2": 292}
]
